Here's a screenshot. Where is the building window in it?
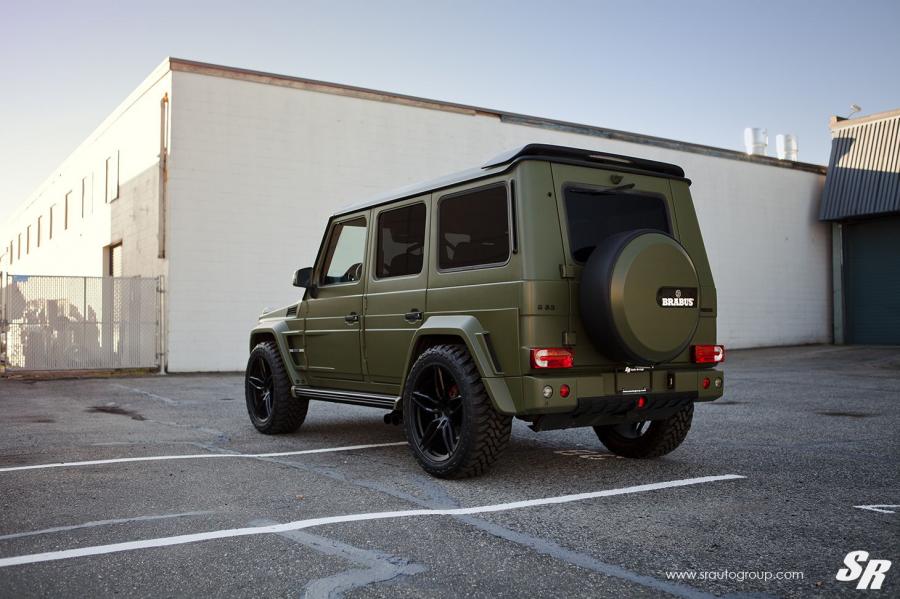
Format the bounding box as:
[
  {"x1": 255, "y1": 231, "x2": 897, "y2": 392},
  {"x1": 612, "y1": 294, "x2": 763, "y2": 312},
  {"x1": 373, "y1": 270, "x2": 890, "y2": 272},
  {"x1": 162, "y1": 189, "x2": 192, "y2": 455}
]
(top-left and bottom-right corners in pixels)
[
  {"x1": 438, "y1": 185, "x2": 510, "y2": 270},
  {"x1": 64, "y1": 191, "x2": 71, "y2": 230},
  {"x1": 105, "y1": 152, "x2": 119, "y2": 203},
  {"x1": 49, "y1": 204, "x2": 55, "y2": 240},
  {"x1": 17, "y1": 234, "x2": 21, "y2": 259},
  {"x1": 9, "y1": 241, "x2": 13, "y2": 265},
  {"x1": 81, "y1": 176, "x2": 89, "y2": 218},
  {"x1": 320, "y1": 218, "x2": 367, "y2": 285},
  {"x1": 376, "y1": 203, "x2": 426, "y2": 278},
  {"x1": 106, "y1": 242, "x2": 123, "y2": 277},
  {"x1": 36, "y1": 216, "x2": 42, "y2": 248},
  {"x1": 26, "y1": 225, "x2": 31, "y2": 254}
]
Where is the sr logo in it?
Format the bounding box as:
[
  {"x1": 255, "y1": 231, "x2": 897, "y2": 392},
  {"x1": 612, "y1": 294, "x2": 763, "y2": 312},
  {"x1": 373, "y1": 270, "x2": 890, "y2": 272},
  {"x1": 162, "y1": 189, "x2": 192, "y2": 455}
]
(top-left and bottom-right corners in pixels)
[{"x1": 836, "y1": 550, "x2": 891, "y2": 590}]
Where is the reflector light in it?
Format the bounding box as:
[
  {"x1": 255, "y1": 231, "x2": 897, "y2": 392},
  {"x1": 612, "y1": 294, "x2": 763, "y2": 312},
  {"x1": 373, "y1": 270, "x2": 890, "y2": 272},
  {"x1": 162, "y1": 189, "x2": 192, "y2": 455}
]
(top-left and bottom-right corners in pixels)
[
  {"x1": 637, "y1": 396, "x2": 647, "y2": 409},
  {"x1": 692, "y1": 345, "x2": 726, "y2": 364},
  {"x1": 702, "y1": 377, "x2": 711, "y2": 390},
  {"x1": 559, "y1": 384, "x2": 571, "y2": 398},
  {"x1": 530, "y1": 348, "x2": 574, "y2": 369}
]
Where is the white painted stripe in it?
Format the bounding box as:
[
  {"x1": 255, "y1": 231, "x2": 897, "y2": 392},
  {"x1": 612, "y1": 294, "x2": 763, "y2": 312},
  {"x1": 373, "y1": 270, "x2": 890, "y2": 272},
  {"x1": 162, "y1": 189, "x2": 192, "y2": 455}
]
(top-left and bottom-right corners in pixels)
[
  {"x1": 0, "y1": 442, "x2": 408, "y2": 473},
  {"x1": 0, "y1": 512, "x2": 214, "y2": 541},
  {"x1": 0, "y1": 474, "x2": 744, "y2": 568},
  {"x1": 854, "y1": 504, "x2": 899, "y2": 514}
]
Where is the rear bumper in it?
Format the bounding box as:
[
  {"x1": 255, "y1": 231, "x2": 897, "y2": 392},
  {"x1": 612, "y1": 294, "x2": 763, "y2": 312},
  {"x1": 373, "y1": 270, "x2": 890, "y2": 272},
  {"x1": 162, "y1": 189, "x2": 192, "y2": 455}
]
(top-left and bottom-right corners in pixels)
[
  {"x1": 529, "y1": 392, "x2": 695, "y2": 431},
  {"x1": 516, "y1": 368, "x2": 724, "y2": 428}
]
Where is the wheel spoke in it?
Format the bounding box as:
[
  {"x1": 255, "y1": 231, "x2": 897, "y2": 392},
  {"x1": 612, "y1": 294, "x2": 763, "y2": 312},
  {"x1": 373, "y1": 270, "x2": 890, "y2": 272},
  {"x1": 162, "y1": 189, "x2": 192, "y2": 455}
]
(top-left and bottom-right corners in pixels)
[
  {"x1": 446, "y1": 397, "x2": 463, "y2": 415},
  {"x1": 412, "y1": 391, "x2": 440, "y2": 413},
  {"x1": 434, "y1": 366, "x2": 447, "y2": 400},
  {"x1": 440, "y1": 420, "x2": 456, "y2": 453},
  {"x1": 419, "y1": 418, "x2": 441, "y2": 450},
  {"x1": 247, "y1": 376, "x2": 266, "y2": 391},
  {"x1": 264, "y1": 391, "x2": 273, "y2": 418}
]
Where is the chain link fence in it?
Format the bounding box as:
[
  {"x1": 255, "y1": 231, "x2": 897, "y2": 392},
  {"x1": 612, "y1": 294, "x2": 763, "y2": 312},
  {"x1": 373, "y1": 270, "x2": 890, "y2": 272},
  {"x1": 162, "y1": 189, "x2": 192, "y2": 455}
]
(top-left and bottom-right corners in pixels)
[{"x1": 0, "y1": 273, "x2": 161, "y2": 372}]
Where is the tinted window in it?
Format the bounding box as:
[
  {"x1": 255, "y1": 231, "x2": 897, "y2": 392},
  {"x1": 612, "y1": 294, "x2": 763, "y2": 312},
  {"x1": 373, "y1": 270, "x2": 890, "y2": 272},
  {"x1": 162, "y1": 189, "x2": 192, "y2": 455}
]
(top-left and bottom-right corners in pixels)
[
  {"x1": 321, "y1": 218, "x2": 367, "y2": 285},
  {"x1": 564, "y1": 187, "x2": 670, "y2": 263},
  {"x1": 376, "y1": 203, "x2": 426, "y2": 278},
  {"x1": 439, "y1": 185, "x2": 510, "y2": 270}
]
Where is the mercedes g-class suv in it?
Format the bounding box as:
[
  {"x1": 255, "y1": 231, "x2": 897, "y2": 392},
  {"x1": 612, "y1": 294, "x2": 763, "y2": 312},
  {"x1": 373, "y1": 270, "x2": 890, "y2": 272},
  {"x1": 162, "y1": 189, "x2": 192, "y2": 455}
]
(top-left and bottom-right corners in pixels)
[{"x1": 245, "y1": 144, "x2": 725, "y2": 478}]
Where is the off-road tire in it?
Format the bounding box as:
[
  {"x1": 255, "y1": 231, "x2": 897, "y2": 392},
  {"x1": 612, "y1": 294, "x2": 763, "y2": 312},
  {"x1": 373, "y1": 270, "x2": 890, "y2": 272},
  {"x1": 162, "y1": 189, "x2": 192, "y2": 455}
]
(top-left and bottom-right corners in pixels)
[
  {"x1": 403, "y1": 344, "x2": 512, "y2": 479},
  {"x1": 594, "y1": 403, "x2": 693, "y2": 458},
  {"x1": 245, "y1": 341, "x2": 308, "y2": 434}
]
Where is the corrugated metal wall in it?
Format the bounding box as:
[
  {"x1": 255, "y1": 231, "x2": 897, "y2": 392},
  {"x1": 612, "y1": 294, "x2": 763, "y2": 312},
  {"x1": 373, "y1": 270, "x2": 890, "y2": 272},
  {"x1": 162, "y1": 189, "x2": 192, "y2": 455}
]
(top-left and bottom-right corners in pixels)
[{"x1": 820, "y1": 111, "x2": 900, "y2": 221}]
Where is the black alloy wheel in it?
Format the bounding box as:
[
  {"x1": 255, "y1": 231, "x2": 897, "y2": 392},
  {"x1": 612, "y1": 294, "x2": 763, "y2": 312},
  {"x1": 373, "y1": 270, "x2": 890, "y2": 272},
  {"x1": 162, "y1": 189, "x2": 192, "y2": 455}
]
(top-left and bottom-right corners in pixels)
[
  {"x1": 402, "y1": 344, "x2": 511, "y2": 478},
  {"x1": 409, "y1": 364, "x2": 463, "y2": 461},
  {"x1": 244, "y1": 341, "x2": 308, "y2": 434},
  {"x1": 247, "y1": 355, "x2": 274, "y2": 423}
]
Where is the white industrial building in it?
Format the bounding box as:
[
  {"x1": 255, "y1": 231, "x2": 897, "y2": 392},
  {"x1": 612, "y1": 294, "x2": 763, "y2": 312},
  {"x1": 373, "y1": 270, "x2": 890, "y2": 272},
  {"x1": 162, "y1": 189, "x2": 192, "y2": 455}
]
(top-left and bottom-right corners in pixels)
[{"x1": 0, "y1": 58, "x2": 829, "y2": 372}]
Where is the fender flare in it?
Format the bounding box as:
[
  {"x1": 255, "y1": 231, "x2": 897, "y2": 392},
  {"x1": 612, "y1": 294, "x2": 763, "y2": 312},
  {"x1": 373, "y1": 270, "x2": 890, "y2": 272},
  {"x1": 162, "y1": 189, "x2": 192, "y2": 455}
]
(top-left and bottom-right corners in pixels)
[
  {"x1": 248, "y1": 321, "x2": 293, "y2": 368},
  {"x1": 400, "y1": 315, "x2": 517, "y2": 415}
]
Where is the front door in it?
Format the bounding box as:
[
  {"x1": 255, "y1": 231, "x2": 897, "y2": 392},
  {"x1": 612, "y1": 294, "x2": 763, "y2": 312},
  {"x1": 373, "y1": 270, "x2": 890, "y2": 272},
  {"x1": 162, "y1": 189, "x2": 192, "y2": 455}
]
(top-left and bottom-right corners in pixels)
[
  {"x1": 364, "y1": 198, "x2": 429, "y2": 386},
  {"x1": 304, "y1": 215, "x2": 368, "y2": 383}
]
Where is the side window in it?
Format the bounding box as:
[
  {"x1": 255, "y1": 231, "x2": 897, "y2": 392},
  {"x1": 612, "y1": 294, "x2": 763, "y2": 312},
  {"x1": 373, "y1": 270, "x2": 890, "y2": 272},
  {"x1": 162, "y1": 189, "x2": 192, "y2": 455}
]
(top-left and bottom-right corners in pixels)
[
  {"x1": 320, "y1": 217, "x2": 367, "y2": 285},
  {"x1": 376, "y1": 203, "x2": 426, "y2": 278},
  {"x1": 438, "y1": 185, "x2": 510, "y2": 270}
]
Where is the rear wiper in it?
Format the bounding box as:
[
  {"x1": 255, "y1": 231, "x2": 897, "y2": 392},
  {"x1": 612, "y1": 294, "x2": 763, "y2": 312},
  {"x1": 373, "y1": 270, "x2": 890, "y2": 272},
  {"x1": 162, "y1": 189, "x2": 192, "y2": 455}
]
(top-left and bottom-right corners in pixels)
[{"x1": 574, "y1": 183, "x2": 636, "y2": 195}]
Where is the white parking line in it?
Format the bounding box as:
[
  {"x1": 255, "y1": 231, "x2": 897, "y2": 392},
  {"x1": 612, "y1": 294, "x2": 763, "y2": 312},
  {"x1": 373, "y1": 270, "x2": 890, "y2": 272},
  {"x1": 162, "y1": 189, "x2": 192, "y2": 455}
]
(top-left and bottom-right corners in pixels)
[
  {"x1": 0, "y1": 442, "x2": 409, "y2": 473},
  {"x1": 854, "y1": 504, "x2": 899, "y2": 514},
  {"x1": 0, "y1": 474, "x2": 744, "y2": 568},
  {"x1": 0, "y1": 512, "x2": 214, "y2": 541}
]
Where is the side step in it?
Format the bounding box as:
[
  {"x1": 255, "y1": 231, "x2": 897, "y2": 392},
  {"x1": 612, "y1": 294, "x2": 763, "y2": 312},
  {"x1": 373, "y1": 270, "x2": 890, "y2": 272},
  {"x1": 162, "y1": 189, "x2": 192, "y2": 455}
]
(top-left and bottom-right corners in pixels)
[{"x1": 291, "y1": 386, "x2": 400, "y2": 410}]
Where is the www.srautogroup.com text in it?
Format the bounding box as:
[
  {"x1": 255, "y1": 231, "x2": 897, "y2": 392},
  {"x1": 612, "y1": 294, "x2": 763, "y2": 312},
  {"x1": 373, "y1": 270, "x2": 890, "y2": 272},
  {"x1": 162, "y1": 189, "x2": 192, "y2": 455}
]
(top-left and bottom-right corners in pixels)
[{"x1": 664, "y1": 569, "x2": 805, "y2": 583}]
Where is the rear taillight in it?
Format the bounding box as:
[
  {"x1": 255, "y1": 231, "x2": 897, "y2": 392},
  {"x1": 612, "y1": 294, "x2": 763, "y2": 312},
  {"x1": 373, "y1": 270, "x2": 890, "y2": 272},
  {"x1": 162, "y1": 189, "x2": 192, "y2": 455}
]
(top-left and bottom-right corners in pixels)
[
  {"x1": 530, "y1": 348, "x2": 574, "y2": 369},
  {"x1": 692, "y1": 345, "x2": 726, "y2": 364}
]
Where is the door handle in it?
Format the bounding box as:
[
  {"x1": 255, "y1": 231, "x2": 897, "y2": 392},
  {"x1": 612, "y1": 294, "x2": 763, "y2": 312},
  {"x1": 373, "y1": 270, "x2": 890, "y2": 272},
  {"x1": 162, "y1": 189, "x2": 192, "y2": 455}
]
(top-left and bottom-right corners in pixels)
[
  {"x1": 404, "y1": 309, "x2": 423, "y2": 323},
  {"x1": 344, "y1": 312, "x2": 360, "y2": 324}
]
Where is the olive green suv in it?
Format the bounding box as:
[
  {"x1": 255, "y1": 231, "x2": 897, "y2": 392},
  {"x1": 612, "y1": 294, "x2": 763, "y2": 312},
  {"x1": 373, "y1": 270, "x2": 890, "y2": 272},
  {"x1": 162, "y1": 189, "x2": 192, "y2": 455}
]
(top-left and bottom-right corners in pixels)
[{"x1": 245, "y1": 144, "x2": 725, "y2": 478}]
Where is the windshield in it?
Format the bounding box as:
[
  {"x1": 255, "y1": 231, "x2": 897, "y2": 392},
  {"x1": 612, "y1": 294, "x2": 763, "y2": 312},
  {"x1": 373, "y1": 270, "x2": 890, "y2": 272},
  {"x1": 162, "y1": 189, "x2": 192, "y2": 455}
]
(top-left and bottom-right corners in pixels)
[{"x1": 564, "y1": 186, "x2": 671, "y2": 263}]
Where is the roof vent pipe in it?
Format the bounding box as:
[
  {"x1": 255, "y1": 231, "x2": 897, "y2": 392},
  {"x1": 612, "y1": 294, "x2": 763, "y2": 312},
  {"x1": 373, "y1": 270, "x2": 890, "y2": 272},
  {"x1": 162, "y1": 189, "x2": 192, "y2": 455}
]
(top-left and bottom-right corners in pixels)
[
  {"x1": 776, "y1": 134, "x2": 798, "y2": 161},
  {"x1": 743, "y1": 128, "x2": 768, "y2": 156}
]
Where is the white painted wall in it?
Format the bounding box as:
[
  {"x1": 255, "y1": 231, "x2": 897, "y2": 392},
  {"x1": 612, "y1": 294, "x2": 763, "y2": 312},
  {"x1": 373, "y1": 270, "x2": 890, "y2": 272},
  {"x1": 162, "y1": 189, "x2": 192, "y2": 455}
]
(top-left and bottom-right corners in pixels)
[
  {"x1": 166, "y1": 69, "x2": 829, "y2": 371},
  {"x1": 0, "y1": 67, "x2": 171, "y2": 280}
]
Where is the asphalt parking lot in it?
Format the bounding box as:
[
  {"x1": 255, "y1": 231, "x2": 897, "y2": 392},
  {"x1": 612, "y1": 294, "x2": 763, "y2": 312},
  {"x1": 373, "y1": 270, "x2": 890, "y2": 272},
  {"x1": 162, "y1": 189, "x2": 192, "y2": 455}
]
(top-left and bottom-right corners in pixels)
[{"x1": 0, "y1": 345, "x2": 898, "y2": 598}]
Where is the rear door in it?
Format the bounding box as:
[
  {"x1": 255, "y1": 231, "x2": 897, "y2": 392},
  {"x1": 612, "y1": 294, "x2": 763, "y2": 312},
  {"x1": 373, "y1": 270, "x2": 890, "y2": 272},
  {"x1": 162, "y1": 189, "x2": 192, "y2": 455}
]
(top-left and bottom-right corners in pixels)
[
  {"x1": 363, "y1": 197, "x2": 430, "y2": 386},
  {"x1": 550, "y1": 164, "x2": 675, "y2": 367}
]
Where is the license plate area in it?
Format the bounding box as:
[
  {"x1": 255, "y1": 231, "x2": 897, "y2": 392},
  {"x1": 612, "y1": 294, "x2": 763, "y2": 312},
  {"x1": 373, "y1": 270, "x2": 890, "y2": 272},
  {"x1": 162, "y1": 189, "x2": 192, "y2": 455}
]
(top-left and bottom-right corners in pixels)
[{"x1": 616, "y1": 370, "x2": 651, "y2": 394}]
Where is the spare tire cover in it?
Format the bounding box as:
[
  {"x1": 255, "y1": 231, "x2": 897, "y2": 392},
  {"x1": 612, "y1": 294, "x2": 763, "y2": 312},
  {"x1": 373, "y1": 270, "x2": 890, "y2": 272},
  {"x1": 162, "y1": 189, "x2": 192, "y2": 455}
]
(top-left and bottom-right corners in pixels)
[{"x1": 580, "y1": 229, "x2": 700, "y2": 364}]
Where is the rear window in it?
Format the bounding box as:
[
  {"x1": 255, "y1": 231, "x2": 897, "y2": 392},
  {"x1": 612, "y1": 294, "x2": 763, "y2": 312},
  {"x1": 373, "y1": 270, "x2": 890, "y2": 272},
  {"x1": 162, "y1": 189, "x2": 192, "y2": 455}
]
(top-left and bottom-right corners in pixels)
[
  {"x1": 439, "y1": 185, "x2": 510, "y2": 270},
  {"x1": 376, "y1": 203, "x2": 426, "y2": 278},
  {"x1": 564, "y1": 186, "x2": 670, "y2": 263}
]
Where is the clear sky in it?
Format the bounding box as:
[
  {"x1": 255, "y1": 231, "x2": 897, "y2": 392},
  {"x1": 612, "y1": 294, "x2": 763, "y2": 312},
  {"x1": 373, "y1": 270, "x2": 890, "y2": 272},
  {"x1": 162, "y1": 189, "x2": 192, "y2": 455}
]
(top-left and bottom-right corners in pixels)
[{"x1": 2, "y1": 0, "x2": 898, "y2": 222}]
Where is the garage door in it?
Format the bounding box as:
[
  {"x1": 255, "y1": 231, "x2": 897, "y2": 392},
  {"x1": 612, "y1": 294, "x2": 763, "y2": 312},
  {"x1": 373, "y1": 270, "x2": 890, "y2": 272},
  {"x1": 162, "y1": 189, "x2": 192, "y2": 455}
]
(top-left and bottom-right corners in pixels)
[{"x1": 844, "y1": 215, "x2": 900, "y2": 344}]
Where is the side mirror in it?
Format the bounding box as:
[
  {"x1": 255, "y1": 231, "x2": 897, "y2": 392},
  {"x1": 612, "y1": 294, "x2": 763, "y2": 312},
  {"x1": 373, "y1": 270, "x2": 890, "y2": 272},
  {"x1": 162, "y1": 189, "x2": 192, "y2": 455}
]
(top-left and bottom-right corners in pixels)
[{"x1": 293, "y1": 267, "x2": 313, "y2": 288}]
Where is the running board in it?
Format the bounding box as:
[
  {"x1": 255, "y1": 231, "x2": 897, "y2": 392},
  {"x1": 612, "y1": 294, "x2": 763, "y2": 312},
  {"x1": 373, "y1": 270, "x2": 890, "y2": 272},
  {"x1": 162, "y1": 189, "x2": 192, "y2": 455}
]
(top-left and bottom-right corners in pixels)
[{"x1": 291, "y1": 386, "x2": 400, "y2": 410}]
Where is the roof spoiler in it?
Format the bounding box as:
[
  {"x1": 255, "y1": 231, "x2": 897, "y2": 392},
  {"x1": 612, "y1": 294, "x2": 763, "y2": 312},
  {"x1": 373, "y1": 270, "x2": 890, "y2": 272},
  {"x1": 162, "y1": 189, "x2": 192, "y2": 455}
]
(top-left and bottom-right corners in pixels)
[{"x1": 482, "y1": 144, "x2": 685, "y2": 178}]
